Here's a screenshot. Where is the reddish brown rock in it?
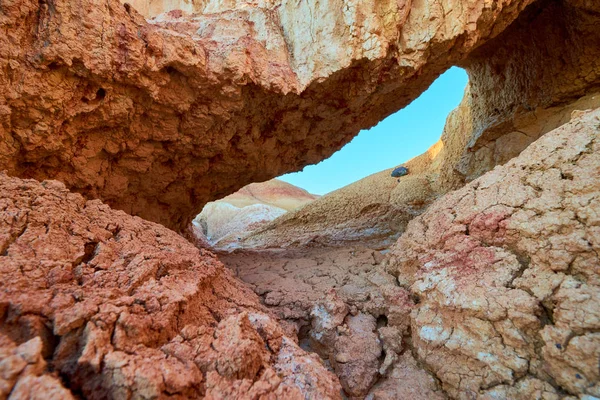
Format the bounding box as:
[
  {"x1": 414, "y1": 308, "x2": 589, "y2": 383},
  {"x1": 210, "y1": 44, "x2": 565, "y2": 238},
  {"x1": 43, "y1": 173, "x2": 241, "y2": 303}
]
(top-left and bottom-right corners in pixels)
[
  {"x1": 0, "y1": 335, "x2": 74, "y2": 399},
  {"x1": 365, "y1": 352, "x2": 445, "y2": 400},
  {"x1": 385, "y1": 108, "x2": 600, "y2": 398},
  {"x1": 330, "y1": 313, "x2": 382, "y2": 397},
  {"x1": 220, "y1": 247, "x2": 417, "y2": 397},
  {"x1": 0, "y1": 0, "x2": 538, "y2": 231},
  {"x1": 218, "y1": 0, "x2": 600, "y2": 249},
  {"x1": 0, "y1": 172, "x2": 341, "y2": 399}
]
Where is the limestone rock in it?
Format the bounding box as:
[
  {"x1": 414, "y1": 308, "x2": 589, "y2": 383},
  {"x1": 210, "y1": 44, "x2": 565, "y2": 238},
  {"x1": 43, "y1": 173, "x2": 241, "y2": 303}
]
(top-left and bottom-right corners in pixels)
[
  {"x1": 386, "y1": 108, "x2": 600, "y2": 398},
  {"x1": 0, "y1": 0, "x2": 537, "y2": 230},
  {"x1": 0, "y1": 172, "x2": 341, "y2": 399}
]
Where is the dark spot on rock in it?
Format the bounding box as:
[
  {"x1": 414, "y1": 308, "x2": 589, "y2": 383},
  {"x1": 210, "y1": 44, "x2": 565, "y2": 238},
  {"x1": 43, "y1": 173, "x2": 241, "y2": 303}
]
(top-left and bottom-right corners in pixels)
[
  {"x1": 555, "y1": 343, "x2": 562, "y2": 349},
  {"x1": 411, "y1": 294, "x2": 421, "y2": 304},
  {"x1": 391, "y1": 166, "x2": 409, "y2": 178},
  {"x1": 81, "y1": 241, "x2": 99, "y2": 264},
  {"x1": 576, "y1": 374, "x2": 583, "y2": 379},
  {"x1": 96, "y1": 88, "x2": 106, "y2": 100}
]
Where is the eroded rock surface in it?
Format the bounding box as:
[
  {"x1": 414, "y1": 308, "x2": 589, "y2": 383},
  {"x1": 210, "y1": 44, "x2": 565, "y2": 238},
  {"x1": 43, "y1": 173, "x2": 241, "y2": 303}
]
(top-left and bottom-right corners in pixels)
[
  {"x1": 229, "y1": 0, "x2": 600, "y2": 248},
  {"x1": 219, "y1": 247, "x2": 431, "y2": 398},
  {"x1": 385, "y1": 109, "x2": 600, "y2": 398},
  {"x1": 240, "y1": 87, "x2": 600, "y2": 249},
  {"x1": 0, "y1": 0, "x2": 535, "y2": 230},
  {"x1": 0, "y1": 173, "x2": 341, "y2": 399},
  {"x1": 194, "y1": 201, "x2": 287, "y2": 247},
  {"x1": 0, "y1": 335, "x2": 74, "y2": 399}
]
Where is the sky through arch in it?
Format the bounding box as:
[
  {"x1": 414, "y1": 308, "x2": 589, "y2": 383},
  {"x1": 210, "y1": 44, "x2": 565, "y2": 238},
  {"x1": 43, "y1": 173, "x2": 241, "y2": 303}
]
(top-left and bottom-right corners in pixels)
[{"x1": 279, "y1": 67, "x2": 469, "y2": 195}]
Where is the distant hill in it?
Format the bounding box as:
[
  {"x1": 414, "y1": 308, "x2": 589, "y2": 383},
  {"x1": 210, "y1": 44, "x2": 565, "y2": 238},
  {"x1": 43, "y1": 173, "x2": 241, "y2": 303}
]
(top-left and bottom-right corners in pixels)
[{"x1": 192, "y1": 179, "x2": 318, "y2": 248}]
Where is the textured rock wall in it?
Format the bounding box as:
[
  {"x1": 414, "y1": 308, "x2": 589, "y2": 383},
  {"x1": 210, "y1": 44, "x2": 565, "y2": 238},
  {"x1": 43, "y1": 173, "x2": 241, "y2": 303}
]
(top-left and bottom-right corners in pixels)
[
  {"x1": 213, "y1": 0, "x2": 600, "y2": 249},
  {"x1": 235, "y1": 87, "x2": 600, "y2": 249},
  {"x1": 0, "y1": 0, "x2": 533, "y2": 230},
  {"x1": 0, "y1": 173, "x2": 341, "y2": 398},
  {"x1": 457, "y1": 0, "x2": 600, "y2": 182},
  {"x1": 385, "y1": 108, "x2": 600, "y2": 399}
]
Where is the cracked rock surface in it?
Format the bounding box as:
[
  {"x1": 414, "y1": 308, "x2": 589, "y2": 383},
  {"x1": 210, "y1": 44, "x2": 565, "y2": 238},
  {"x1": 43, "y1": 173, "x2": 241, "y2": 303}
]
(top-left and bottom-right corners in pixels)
[
  {"x1": 385, "y1": 108, "x2": 600, "y2": 399},
  {"x1": 219, "y1": 247, "x2": 444, "y2": 398},
  {"x1": 0, "y1": 335, "x2": 74, "y2": 399},
  {"x1": 0, "y1": 173, "x2": 341, "y2": 399}
]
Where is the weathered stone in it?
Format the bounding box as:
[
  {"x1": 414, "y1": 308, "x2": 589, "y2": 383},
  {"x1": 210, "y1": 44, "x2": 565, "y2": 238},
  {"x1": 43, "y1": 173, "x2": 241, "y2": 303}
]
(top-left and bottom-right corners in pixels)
[
  {"x1": 391, "y1": 167, "x2": 409, "y2": 178},
  {"x1": 0, "y1": 0, "x2": 536, "y2": 230},
  {"x1": 192, "y1": 179, "x2": 318, "y2": 248},
  {"x1": 386, "y1": 108, "x2": 600, "y2": 399},
  {"x1": 0, "y1": 172, "x2": 341, "y2": 399},
  {"x1": 221, "y1": 247, "x2": 416, "y2": 397}
]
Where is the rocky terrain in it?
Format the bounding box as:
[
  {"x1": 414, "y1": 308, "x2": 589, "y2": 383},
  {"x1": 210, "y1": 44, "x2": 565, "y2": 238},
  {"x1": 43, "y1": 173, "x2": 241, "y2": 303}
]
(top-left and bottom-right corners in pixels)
[
  {"x1": 0, "y1": 173, "x2": 340, "y2": 399},
  {"x1": 0, "y1": 0, "x2": 599, "y2": 398},
  {"x1": 240, "y1": 87, "x2": 600, "y2": 249},
  {"x1": 222, "y1": 108, "x2": 600, "y2": 399}
]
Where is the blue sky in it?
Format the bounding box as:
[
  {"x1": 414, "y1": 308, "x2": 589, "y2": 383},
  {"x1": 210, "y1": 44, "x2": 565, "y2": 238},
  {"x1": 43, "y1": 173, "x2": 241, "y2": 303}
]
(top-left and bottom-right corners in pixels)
[{"x1": 279, "y1": 67, "x2": 469, "y2": 195}]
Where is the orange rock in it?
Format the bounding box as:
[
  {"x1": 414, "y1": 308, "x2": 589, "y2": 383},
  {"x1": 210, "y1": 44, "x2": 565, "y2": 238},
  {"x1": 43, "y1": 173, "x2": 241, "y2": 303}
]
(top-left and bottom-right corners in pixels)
[
  {"x1": 0, "y1": 173, "x2": 341, "y2": 399},
  {"x1": 0, "y1": 0, "x2": 539, "y2": 231}
]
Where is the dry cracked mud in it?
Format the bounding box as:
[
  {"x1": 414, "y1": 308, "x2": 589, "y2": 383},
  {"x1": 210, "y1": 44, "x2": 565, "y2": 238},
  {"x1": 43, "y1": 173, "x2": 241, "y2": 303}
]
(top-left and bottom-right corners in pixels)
[{"x1": 219, "y1": 246, "x2": 445, "y2": 398}]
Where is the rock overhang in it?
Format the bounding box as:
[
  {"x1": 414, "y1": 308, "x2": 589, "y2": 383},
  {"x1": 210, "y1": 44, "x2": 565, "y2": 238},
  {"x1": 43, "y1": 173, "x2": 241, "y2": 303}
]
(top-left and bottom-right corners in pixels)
[{"x1": 2, "y1": 0, "x2": 599, "y2": 233}]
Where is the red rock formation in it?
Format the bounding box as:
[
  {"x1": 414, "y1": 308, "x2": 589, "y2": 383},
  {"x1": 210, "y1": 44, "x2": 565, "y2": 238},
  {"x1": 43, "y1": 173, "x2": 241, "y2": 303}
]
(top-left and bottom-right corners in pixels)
[
  {"x1": 0, "y1": 0, "x2": 536, "y2": 230},
  {"x1": 0, "y1": 173, "x2": 341, "y2": 398},
  {"x1": 0, "y1": 336, "x2": 74, "y2": 399}
]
